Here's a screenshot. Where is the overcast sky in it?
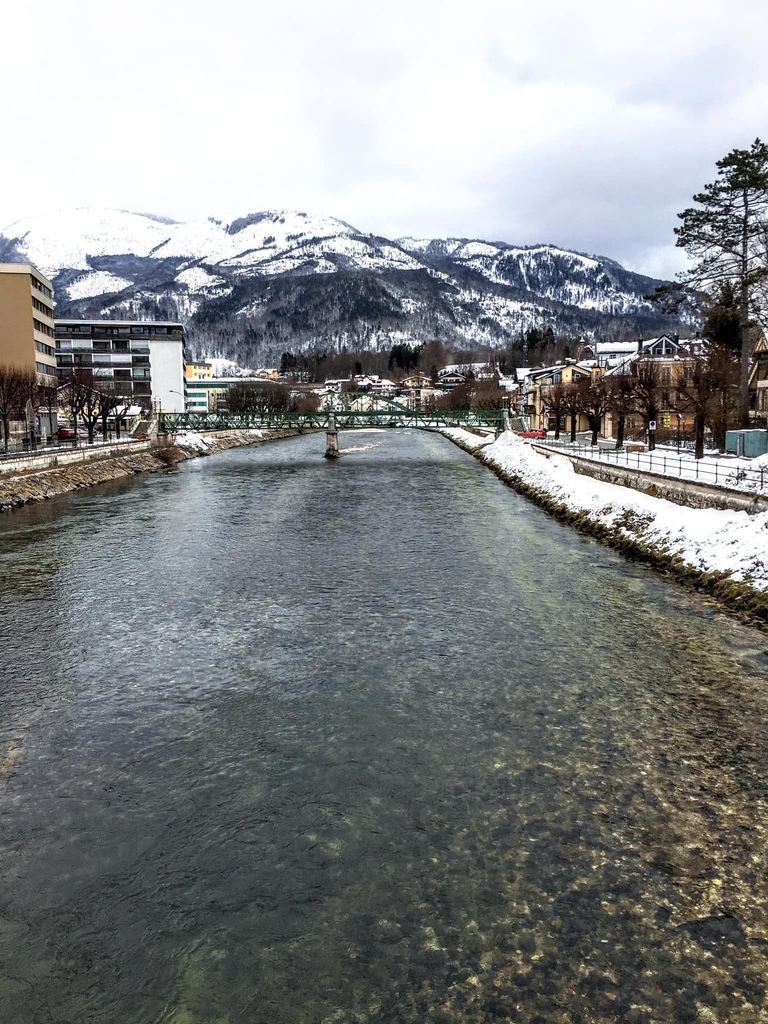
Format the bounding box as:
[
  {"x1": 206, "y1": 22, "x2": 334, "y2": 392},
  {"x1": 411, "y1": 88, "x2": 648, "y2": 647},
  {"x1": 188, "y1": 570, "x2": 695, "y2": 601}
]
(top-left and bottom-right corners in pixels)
[{"x1": 2, "y1": 0, "x2": 767, "y2": 278}]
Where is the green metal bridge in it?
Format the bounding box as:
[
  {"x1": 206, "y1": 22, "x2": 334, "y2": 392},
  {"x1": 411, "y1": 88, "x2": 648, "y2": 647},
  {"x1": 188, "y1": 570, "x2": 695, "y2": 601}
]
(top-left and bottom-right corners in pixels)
[{"x1": 158, "y1": 408, "x2": 506, "y2": 432}]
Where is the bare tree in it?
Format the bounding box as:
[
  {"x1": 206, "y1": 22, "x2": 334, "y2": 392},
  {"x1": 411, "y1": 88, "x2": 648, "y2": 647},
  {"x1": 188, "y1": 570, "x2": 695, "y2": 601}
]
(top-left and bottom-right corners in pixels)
[
  {"x1": 227, "y1": 381, "x2": 290, "y2": 416},
  {"x1": 544, "y1": 382, "x2": 568, "y2": 439},
  {"x1": 80, "y1": 375, "x2": 101, "y2": 443},
  {"x1": 606, "y1": 371, "x2": 635, "y2": 449},
  {"x1": 470, "y1": 380, "x2": 507, "y2": 410},
  {"x1": 37, "y1": 380, "x2": 58, "y2": 439},
  {"x1": 432, "y1": 383, "x2": 473, "y2": 411},
  {"x1": 577, "y1": 374, "x2": 611, "y2": 446},
  {"x1": 562, "y1": 381, "x2": 584, "y2": 443},
  {"x1": 631, "y1": 361, "x2": 661, "y2": 451},
  {"x1": 675, "y1": 357, "x2": 715, "y2": 459},
  {"x1": 0, "y1": 365, "x2": 35, "y2": 451},
  {"x1": 96, "y1": 381, "x2": 121, "y2": 440},
  {"x1": 59, "y1": 368, "x2": 91, "y2": 439},
  {"x1": 290, "y1": 392, "x2": 321, "y2": 413},
  {"x1": 113, "y1": 387, "x2": 134, "y2": 439}
]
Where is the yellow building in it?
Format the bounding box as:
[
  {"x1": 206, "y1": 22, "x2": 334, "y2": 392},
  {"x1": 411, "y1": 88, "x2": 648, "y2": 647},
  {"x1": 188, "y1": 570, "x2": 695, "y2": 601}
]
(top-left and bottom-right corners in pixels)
[
  {"x1": 0, "y1": 263, "x2": 57, "y2": 386},
  {"x1": 186, "y1": 360, "x2": 213, "y2": 380},
  {"x1": 524, "y1": 361, "x2": 592, "y2": 432}
]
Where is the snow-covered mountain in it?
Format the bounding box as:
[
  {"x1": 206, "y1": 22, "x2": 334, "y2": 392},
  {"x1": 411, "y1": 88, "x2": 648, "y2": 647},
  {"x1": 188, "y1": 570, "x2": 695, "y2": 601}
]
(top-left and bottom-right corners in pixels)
[{"x1": 0, "y1": 208, "x2": 681, "y2": 363}]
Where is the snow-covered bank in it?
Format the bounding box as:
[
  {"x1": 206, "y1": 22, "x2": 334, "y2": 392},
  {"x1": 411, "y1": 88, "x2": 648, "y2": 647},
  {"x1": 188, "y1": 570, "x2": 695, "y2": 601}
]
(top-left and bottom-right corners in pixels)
[
  {"x1": 442, "y1": 428, "x2": 768, "y2": 620},
  {"x1": 535, "y1": 438, "x2": 768, "y2": 496}
]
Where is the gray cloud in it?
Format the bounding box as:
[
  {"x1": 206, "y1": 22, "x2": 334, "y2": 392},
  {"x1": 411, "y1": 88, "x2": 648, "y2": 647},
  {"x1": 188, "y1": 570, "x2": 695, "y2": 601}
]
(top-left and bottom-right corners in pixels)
[{"x1": 2, "y1": 0, "x2": 768, "y2": 279}]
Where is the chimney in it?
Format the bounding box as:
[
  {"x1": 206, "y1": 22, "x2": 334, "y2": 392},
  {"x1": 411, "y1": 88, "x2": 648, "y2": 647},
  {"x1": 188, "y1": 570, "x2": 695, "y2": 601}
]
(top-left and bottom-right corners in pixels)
[{"x1": 637, "y1": 337, "x2": 643, "y2": 353}]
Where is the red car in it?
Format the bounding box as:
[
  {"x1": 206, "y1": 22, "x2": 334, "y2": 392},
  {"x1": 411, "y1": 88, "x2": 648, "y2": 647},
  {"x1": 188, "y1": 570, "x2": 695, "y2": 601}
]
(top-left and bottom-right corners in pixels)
[
  {"x1": 55, "y1": 427, "x2": 86, "y2": 440},
  {"x1": 519, "y1": 429, "x2": 547, "y2": 439}
]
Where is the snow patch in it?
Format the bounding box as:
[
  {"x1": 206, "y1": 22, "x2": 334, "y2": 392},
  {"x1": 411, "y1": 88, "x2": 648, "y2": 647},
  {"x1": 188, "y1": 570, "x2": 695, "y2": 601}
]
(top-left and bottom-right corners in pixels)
[{"x1": 67, "y1": 271, "x2": 132, "y2": 299}]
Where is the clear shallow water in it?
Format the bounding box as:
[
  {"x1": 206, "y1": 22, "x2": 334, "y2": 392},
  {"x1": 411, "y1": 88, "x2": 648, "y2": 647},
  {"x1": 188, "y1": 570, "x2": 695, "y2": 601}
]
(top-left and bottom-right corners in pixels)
[{"x1": 1, "y1": 430, "x2": 768, "y2": 1023}]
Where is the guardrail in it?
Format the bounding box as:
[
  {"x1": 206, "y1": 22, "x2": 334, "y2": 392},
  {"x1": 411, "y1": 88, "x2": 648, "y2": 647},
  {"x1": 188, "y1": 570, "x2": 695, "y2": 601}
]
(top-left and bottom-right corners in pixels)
[
  {"x1": 159, "y1": 409, "x2": 506, "y2": 431},
  {"x1": 0, "y1": 436, "x2": 136, "y2": 463},
  {"x1": 532, "y1": 437, "x2": 768, "y2": 494}
]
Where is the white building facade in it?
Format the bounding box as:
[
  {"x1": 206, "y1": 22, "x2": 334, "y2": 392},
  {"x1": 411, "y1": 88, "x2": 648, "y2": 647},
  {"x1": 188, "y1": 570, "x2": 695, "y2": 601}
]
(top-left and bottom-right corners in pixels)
[{"x1": 55, "y1": 320, "x2": 189, "y2": 413}]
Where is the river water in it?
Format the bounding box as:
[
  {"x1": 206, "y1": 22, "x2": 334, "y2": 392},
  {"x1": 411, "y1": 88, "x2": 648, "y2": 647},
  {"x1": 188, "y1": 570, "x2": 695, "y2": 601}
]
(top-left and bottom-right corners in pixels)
[{"x1": 1, "y1": 430, "x2": 768, "y2": 1024}]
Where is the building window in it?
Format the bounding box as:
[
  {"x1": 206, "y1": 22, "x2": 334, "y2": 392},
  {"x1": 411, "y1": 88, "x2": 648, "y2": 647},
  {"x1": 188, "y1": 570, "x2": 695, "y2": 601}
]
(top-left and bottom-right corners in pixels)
[
  {"x1": 35, "y1": 341, "x2": 55, "y2": 357},
  {"x1": 31, "y1": 276, "x2": 53, "y2": 299},
  {"x1": 33, "y1": 318, "x2": 55, "y2": 338},
  {"x1": 32, "y1": 296, "x2": 54, "y2": 317}
]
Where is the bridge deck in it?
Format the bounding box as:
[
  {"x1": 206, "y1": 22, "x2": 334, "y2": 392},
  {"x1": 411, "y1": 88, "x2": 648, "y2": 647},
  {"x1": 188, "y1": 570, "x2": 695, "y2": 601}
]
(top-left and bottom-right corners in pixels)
[{"x1": 158, "y1": 409, "x2": 505, "y2": 432}]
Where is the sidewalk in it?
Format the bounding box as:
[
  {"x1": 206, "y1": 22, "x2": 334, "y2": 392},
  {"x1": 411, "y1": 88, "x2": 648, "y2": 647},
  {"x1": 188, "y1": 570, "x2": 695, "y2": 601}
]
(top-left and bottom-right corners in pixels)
[{"x1": 532, "y1": 437, "x2": 768, "y2": 496}]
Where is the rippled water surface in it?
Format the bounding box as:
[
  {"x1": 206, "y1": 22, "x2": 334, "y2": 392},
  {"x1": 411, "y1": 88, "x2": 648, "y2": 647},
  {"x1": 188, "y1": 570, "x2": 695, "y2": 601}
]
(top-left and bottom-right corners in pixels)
[{"x1": 2, "y1": 430, "x2": 768, "y2": 1023}]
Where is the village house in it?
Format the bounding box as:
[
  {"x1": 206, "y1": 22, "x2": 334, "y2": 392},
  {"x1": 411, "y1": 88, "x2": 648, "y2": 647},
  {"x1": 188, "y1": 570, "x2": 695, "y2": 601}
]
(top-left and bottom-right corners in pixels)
[
  {"x1": 602, "y1": 335, "x2": 699, "y2": 440},
  {"x1": 524, "y1": 361, "x2": 593, "y2": 433}
]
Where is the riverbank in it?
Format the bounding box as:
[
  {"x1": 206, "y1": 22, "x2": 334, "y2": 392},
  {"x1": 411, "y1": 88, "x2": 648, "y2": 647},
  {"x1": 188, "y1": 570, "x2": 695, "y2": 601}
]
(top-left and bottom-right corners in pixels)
[
  {"x1": 0, "y1": 429, "x2": 302, "y2": 513},
  {"x1": 442, "y1": 427, "x2": 768, "y2": 624}
]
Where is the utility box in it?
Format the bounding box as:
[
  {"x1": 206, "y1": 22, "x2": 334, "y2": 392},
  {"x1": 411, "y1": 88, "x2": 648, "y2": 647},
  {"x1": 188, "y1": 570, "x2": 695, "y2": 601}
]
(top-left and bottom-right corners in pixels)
[{"x1": 725, "y1": 429, "x2": 768, "y2": 458}]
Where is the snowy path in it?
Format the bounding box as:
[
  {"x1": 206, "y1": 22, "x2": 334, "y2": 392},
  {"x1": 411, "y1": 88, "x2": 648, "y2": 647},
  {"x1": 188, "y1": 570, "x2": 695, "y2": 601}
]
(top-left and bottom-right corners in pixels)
[{"x1": 535, "y1": 437, "x2": 768, "y2": 495}]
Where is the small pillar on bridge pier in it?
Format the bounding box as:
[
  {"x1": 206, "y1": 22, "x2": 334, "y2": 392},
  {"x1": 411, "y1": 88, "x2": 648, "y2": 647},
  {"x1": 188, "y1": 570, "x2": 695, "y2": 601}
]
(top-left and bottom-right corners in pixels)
[
  {"x1": 496, "y1": 409, "x2": 511, "y2": 438},
  {"x1": 325, "y1": 412, "x2": 340, "y2": 459}
]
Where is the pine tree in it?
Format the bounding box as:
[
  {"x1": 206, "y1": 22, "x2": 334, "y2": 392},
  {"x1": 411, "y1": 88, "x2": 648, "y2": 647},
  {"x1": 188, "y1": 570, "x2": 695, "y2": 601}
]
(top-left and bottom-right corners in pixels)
[
  {"x1": 675, "y1": 139, "x2": 768, "y2": 425},
  {"x1": 702, "y1": 281, "x2": 741, "y2": 352}
]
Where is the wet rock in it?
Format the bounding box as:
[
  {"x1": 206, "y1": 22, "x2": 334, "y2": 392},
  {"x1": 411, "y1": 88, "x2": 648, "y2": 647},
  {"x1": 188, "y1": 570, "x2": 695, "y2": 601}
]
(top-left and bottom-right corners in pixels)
[{"x1": 678, "y1": 914, "x2": 747, "y2": 950}]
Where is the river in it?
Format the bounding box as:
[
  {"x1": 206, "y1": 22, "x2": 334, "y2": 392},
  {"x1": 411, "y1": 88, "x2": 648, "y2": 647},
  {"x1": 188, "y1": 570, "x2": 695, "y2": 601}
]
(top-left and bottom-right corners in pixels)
[{"x1": 1, "y1": 429, "x2": 767, "y2": 1023}]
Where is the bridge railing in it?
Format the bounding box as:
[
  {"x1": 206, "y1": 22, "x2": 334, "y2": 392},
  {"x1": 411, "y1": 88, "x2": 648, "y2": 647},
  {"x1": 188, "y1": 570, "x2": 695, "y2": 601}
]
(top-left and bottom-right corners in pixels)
[{"x1": 158, "y1": 409, "x2": 506, "y2": 432}]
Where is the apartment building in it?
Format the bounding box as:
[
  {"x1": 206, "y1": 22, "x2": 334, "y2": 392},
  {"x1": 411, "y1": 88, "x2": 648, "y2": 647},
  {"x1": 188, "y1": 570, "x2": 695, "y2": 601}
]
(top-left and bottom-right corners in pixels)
[
  {"x1": 55, "y1": 320, "x2": 189, "y2": 412},
  {"x1": 0, "y1": 264, "x2": 58, "y2": 386}
]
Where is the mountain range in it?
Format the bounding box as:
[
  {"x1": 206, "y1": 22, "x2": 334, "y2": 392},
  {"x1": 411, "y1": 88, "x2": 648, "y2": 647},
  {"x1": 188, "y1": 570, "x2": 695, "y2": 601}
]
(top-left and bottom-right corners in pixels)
[{"x1": 0, "y1": 208, "x2": 683, "y2": 363}]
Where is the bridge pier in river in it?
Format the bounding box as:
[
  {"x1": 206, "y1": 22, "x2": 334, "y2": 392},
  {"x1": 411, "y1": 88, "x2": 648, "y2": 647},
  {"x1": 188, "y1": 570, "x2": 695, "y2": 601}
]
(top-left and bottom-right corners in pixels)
[{"x1": 325, "y1": 413, "x2": 340, "y2": 458}]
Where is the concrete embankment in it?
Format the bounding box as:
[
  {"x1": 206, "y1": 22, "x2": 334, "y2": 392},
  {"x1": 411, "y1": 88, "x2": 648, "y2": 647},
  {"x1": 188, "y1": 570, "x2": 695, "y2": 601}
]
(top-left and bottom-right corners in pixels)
[
  {"x1": 442, "y1": 428, "x2": 768, "y2": 625},
  {"x1": 0, "y1": 430, "x2": 302, "y2": 513}
]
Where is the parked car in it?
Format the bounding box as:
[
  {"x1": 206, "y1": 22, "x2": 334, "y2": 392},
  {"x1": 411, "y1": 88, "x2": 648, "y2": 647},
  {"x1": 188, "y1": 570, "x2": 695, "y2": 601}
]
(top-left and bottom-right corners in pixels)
[
  {"x1": 519, "y1": 429, "x2": 547, "y2": 439},
  {"x1": 55, "y1": 427, "x2": 87, "y2": 440}
]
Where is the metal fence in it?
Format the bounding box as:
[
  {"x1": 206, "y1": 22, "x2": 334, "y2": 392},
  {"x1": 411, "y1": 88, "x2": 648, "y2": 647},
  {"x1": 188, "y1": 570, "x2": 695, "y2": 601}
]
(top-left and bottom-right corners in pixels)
[
  {"x1": 532, "y1": 437, "x2": 768, "y2": 494},
  {"x1": 0, "y1": 435, "x2": 137, "y2": 464}
]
